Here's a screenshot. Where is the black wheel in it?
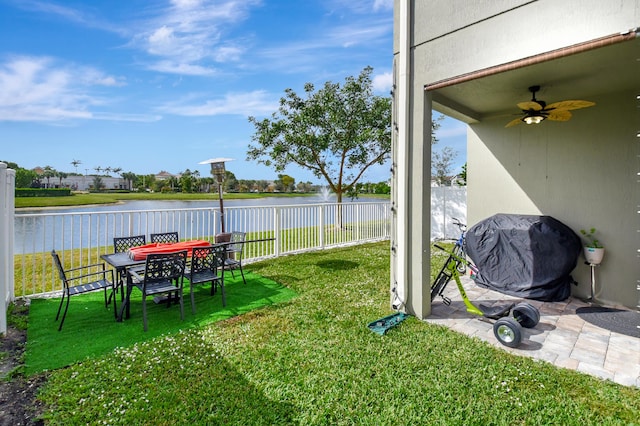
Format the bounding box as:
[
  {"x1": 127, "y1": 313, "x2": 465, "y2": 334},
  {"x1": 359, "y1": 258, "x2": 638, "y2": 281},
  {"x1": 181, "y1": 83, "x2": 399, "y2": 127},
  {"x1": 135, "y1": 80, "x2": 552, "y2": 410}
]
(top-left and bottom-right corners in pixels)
[
  {"x1": 513, "y1": 302, "x2": 540, "y2": 328},
  {"x1": 493, "y1": 318, "x2": 522, "y2": 348},
  {"x1": 430, "y1": 268, "x2": 452, "y2": 302}
]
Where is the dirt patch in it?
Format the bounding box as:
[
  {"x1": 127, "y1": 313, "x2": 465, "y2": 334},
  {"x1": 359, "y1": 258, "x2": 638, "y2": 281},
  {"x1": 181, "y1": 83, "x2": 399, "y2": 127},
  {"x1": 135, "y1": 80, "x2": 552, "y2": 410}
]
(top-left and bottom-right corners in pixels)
[{"x1": 0, "y1": 300, "x2": 46, "y2": 425}]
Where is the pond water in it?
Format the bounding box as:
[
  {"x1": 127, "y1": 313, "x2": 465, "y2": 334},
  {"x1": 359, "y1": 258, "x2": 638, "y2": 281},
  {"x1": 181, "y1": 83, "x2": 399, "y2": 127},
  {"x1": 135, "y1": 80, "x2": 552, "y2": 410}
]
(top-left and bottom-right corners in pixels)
[
  {"x1": 14, "y1": 196, "x2": 388, "y2": 255},
  {"x1": 16, "y1": 195, "x2": 383, "y2": 214}
]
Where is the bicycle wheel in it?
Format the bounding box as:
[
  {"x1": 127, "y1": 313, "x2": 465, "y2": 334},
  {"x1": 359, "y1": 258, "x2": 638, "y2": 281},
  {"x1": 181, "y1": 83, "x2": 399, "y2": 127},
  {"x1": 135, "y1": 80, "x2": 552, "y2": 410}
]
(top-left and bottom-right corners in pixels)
[
  {"x1": 453, "y1": 245, "x2": 467, "y2": 274},
  {"x1": 431, "y1": 259, "x2": 453, "y2": 301}
]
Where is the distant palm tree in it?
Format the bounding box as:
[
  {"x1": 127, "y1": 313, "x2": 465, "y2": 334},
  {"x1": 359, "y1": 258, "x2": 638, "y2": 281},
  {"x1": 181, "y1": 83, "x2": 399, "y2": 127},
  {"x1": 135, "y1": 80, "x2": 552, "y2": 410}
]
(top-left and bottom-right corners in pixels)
[
  {"x1": 43, "y1": 166, "x2": 55, "y2": 188},
  {"x1": 121, "y1": 172, "x2": 136, "y2": 190},
  {"x1": 103, "y1": 166, "x2": 112, "y2": 176},
  {"x1": 71, "y1": 159, "x2": 81, "y2": 174},
  {"x1": 94, "y1": 166, "x2": 102, "y2": 175},
  {"x1": 57, "y1": 171, "x2": 68, "y2": 187}
]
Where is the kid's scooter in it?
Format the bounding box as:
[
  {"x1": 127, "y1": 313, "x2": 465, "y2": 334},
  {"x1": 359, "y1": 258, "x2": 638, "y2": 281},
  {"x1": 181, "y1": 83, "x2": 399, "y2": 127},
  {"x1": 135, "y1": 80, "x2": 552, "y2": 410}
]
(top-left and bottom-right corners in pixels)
[{"x1": 431, "y1": 243, "x2": 540, "y2": 348}]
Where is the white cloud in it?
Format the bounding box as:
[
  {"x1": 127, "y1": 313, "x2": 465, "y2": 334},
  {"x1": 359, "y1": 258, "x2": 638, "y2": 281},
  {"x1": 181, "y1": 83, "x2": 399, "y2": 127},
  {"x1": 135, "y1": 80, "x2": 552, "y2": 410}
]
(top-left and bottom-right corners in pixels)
[
  {"x1": 13, "y1": 0, "x2": 127, "y2": 35},
  {"x1": 158, "y1": 90, "x2": 278, "y2": 117},
  {"x1": 373, "y1": 0, "x2": 393, "y2": 12},
  {"x1": 372, "y1": 71, "x2": 392, "y2": 93},
  {"x1": 148, "y1": 60, "x2": 217, "y2": 76},
  {"x1": 133, "y1": 0, "x2": 261, "y2": 75},
  {"x1": 0, "y1": 56, "x2": 144, "y2": 122}
]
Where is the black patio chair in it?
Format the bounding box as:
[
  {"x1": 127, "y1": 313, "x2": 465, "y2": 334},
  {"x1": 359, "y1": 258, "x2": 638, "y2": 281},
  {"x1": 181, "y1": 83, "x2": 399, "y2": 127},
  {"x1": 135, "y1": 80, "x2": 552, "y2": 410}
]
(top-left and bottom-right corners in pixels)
[
  {"x1": 128, "y1": 250, "x2": 187, "y2": 332},
  {"x1": 113, "y1": 235, "x2": 146, "y2": 253},
  {"x1": 51, "y1": 250, "x2": 115, "y2": 331},
  {"x1": 112, "y1": 235, "x2": 147, "y2": 302},
  {"x1": 150, "y1": 232, "x2": 179, "y2": 244},
  {"x1": 186, "y1": 245, "x2": 226, "y2": 313},
  {"x1": 223, "y1": 231, "x2": 247, "y2": 285}
]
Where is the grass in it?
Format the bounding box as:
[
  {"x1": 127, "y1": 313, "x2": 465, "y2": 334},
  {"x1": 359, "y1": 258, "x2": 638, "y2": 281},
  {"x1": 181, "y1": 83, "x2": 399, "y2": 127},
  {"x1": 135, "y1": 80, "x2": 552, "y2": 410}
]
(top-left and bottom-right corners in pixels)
[
  {"x1": 14, "y1": 191, "x2": 318, "y2": 209},
  {"x1": 35, "y1": 242, "x2": 639, "y2": 424},
  {"x1": 25, "y1": 272, "x2": 297, "y2": 374}
]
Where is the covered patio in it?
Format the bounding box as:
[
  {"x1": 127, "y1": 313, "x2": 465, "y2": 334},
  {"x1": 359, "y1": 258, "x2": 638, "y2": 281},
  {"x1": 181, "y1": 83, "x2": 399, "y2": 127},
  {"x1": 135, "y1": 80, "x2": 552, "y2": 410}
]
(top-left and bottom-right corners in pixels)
[{"x1": 391, "y1": 1, "x2": 639, "y2": 319}]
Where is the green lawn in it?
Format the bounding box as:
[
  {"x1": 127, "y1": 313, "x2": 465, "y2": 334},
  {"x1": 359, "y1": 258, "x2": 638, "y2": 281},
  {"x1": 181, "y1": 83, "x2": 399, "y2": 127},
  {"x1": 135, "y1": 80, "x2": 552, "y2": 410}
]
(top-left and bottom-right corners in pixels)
[
  {"x1": 35, "y1": 242, "x2": 639, "y2": 424},
  {"x1": 14, "y1": 191, "x2": 318, "y2": 208}
]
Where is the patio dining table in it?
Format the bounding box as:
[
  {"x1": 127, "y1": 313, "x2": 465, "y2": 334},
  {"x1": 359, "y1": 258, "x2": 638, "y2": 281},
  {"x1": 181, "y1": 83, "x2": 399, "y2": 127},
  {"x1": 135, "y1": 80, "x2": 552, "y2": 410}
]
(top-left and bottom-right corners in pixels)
[
  {"x1": 101, "y1": 237, "x2": 276, "y2": 321},
  {"x1": 101, "y1": 240, "x2": 210, "y2": 321}
]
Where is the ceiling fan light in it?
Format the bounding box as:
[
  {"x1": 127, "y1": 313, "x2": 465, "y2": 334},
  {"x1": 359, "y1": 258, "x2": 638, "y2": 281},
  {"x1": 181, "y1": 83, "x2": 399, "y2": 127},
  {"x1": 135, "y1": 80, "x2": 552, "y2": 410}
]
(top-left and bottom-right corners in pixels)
[{"x1": 523, "y1": 114, "x2": 545, "y2": 125}]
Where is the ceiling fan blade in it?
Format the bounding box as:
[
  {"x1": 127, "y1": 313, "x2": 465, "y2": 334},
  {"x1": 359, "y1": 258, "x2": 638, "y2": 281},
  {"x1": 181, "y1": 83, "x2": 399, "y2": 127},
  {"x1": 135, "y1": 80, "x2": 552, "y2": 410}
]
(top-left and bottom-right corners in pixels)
[
  {"x1": 545, "y1": 100, "x2": 595, "y2": 111},
  {"x1": 546, "y1": 110, "x2": 572, "y2": 121},
  {"x1": 517, "y1": 101, "x2": 543, "y2": 111},
  {"x1": 505, "y1": 117, "x2": 523, "y2": 128}
]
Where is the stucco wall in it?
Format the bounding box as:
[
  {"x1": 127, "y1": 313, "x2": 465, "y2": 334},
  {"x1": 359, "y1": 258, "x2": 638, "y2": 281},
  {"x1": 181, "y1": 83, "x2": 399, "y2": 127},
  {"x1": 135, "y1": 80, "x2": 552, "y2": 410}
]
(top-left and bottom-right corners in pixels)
[
  {"x1": 405, "y1": 0, "x2": 639, "y2": 84},
  {"x1": 467, "y1": 89, "x2": 638, "y2": 307}
]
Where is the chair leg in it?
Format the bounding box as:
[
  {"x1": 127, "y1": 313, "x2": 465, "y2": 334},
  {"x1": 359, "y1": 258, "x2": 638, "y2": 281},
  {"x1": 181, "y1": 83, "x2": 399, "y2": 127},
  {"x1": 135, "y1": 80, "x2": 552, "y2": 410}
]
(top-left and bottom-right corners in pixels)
[
  {"x1": 55, "y1": 292, "x2": 66, "y2": 321},
  {"x1": 238, "y1": 264, "x2": 246, "y2": 285},
  {"x1": 58, "y1": 293, "x2": 71, "y2": 331},
  {"x1": 220, "y1": 280, "x2": 226, "y2": 307},
  {"x1": 142, "y1": 293, "x2": 148, "y2": 332},
  {"x1": 111, "y1": 287, "x2": 118, "y2": 320},
  {"x1": 178, "y1": 290, "x2": 184, "y2": 321},
  {"x1": 190, "y1": 286, "x2": 196, "y2": 314}
]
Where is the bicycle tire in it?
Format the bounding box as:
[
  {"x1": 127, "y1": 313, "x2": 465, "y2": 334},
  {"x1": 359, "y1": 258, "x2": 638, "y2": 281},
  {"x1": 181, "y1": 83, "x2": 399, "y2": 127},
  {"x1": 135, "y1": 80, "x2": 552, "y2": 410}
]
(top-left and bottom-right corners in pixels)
[
  {"x1": 431, "y1": 258, "x2": 453, "y2": 301},
  {"x1": 453, "y1": 244, "x2": 467, "y2": 274}
]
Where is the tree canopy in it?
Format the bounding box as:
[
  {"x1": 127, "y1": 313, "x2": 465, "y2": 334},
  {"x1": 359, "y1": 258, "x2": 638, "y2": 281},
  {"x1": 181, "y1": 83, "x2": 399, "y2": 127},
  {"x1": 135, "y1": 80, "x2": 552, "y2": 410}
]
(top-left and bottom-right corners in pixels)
[{"x1": 247, "y1": 66, "x2": 391, "y2": 203}]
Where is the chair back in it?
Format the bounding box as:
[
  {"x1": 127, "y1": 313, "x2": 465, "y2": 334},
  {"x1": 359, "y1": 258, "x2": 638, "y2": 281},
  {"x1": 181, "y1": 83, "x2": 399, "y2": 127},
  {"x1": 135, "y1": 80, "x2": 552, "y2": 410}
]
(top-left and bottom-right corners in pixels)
[
  {"x1": 227, "y1": 232, "x2": 246, "y2": 257},
  {"x1": 190, "y1": 245, "x2": 225, "y2": 275},
  {"x1": 150, "y1": 232, "x2": 179, "y2": 244},
  {"x1": 114, "y1": 235, "x2": 146, "y2": 253},
  {"x1": 142, "y1": 251, "x2": 187, "y2": 283},
  {"x1": 51, "y1": 250, "x2": 68, "y2": 285}
]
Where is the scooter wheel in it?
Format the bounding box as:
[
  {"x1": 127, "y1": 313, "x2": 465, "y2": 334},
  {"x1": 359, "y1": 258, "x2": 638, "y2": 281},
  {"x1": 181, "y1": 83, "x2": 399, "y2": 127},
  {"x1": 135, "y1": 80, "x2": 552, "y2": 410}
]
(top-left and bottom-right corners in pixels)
[
  {"x1": 493, "y1": 318, "x2": 522, "y2": 348},
  {"x1": 513, "y1": 302, "x2": 540, "y2": 328}
]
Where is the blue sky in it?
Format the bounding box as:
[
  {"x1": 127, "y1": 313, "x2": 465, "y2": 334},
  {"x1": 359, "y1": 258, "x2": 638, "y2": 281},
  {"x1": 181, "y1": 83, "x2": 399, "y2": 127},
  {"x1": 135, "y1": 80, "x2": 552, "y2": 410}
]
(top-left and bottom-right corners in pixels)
[{"x1": 0, "y1": 0, "x2": 466, "y2": 183}]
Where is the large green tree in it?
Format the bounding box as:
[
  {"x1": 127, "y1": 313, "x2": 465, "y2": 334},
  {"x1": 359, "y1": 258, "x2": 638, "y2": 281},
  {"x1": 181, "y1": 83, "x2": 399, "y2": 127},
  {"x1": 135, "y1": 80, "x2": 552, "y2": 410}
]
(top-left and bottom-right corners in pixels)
[{"x1": 247, "y1": 66, "x2": 391, "y2": 204}]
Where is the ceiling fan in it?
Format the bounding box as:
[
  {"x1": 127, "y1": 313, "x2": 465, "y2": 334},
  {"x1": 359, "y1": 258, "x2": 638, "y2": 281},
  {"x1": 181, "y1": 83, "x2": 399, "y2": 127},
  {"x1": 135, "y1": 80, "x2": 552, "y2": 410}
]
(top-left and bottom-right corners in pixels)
[{"x1": 505, "y1": 85, "x2": 595, "y2": 128}]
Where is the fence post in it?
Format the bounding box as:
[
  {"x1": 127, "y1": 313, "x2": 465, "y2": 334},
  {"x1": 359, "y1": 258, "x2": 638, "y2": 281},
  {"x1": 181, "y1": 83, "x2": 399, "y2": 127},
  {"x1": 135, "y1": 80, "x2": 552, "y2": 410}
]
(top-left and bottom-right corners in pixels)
[
  {"x1": 273, "y1": 206, "x2": 281, "y2": 257},
  {"x1": 319, "y1": 204, "x2": 325, "y2": 249},
  {"x1": 0, "y1": 163, "x2": 16, "y2": 335}
]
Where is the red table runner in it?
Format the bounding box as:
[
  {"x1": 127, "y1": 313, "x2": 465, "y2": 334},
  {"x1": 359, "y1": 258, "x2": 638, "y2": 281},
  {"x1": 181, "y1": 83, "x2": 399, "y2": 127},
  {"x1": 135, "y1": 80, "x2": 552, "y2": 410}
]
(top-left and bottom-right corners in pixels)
[{"x1": 128, "y1": 240, "x2": 211, "y2": 260}]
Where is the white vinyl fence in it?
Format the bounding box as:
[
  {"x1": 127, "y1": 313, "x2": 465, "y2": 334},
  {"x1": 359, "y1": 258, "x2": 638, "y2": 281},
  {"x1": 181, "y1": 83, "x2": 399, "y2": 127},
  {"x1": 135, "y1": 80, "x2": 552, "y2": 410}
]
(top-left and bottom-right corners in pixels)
[
  {"x1": 431, "y1": 186, "x2": 467, "y2": 240},
  {"x1": 2, "y1": 186, "x2": 466, "y2": 330},
  {"x1": 0, "y1": 163, "x2": 16, "y2": 335},
  {"x1": 14, "y1": 201, "x2": 391, "y2": 298}
]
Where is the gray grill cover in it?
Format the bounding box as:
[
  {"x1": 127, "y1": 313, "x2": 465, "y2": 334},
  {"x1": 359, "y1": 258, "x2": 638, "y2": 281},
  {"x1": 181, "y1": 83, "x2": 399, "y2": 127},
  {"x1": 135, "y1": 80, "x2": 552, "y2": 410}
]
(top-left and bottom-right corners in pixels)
[{"x1": 465, "y1": 214, "x2": 580, "y2": 301}]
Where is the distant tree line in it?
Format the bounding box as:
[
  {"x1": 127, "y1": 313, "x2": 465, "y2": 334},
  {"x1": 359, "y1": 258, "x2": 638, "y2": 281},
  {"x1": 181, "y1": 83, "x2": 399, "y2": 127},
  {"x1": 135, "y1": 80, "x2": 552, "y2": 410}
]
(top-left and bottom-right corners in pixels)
[{"x1": 2, "y1": 160, "x2": 391, "y2": 196}]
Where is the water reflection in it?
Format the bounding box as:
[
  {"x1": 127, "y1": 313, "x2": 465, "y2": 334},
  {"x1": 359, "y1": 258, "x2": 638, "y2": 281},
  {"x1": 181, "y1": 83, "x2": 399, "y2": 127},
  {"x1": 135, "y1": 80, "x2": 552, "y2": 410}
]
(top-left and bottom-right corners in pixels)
[{"x1": 16, "y1": 195, "x2": 380, "y2": 215}]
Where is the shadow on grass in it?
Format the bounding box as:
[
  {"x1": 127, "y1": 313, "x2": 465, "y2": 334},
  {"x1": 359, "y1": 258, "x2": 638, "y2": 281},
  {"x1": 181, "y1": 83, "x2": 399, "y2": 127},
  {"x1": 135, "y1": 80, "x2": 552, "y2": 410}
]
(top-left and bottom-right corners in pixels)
[{"x1": 315, "y1": 259, "x2": 359, "y2": 270}]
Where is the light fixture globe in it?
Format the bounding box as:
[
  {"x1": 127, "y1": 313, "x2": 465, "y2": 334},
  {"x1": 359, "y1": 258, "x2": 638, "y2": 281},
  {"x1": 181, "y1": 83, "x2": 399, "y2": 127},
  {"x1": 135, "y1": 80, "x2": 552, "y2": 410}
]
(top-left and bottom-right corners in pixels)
[{"x1": 522, "y1": 114, "x2": 545, "y2": 125}]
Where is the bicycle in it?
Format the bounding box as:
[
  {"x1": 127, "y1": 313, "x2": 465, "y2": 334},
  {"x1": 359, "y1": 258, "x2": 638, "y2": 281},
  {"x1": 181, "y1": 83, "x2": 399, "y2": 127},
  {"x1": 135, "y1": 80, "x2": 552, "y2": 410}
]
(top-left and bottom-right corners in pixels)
[
  {"x1": 433, "y1": 217, "x2": 469, "y2": 277},
  {"x1": 450, "y1": 217, "x2": 468, "y2": 274}
]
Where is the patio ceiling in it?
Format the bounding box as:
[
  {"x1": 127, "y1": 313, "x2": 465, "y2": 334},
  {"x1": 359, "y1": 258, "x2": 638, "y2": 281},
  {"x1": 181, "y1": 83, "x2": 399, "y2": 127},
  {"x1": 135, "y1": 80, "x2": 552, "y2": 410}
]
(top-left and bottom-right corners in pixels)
[{"x1": 429, "y1": 35, "x2": 639, "y2": 123}]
